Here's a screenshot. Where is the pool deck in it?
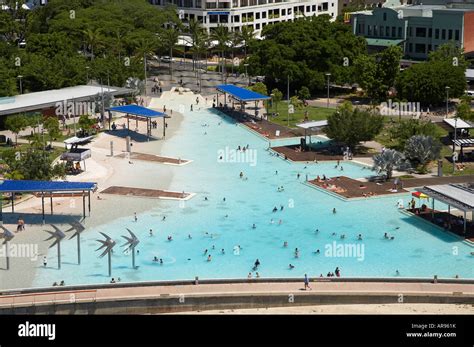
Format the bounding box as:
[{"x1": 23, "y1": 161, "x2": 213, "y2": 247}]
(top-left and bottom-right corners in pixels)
[
  {"x1": 217, "y1": 107, "x2": 304, "y2": 139},
  {"x1": 100, "y1": 186, "x2": 194, "y2": 200},
  {"x1": 115, "y1": 152, "x2": 191, "y2": 166},
  {"x1": 272, "y1": 145, "x2": 372, "y2": 162},
  {"x1": 308, "y1": 175, "x2": 474, "y2": 199}
]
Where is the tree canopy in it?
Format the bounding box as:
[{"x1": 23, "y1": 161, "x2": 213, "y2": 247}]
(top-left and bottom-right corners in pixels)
[{"x1": 248, "y1": 16, "x2": 367, "y2": 95}]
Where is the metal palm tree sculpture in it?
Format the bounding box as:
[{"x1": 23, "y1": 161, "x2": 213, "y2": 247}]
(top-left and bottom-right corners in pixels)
[
  {"x1": 65, "y1": 221, "x2": 85, "y2": 265},
  {"x1": 122, "y1": 228, "x2": 140, "y2": 269},
  {"x1": 1, "y1": 227, "x2": 14, "y2": 270},
  {"x1": 96, "y1": 232, "x2": 116, "y2": 277},
  {"x1": 44, "y1": 225, "x2": 66, "y2": 270}
]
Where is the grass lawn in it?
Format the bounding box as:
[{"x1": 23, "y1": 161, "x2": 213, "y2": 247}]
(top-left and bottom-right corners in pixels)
[{"x1": 267, "y1": 101, "x2": 334, "y2": 128}]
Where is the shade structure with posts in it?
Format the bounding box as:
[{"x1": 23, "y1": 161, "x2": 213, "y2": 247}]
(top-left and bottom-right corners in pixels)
[
  {"x1": 0, "y1": 180, "x2": 97, "y2": 225},
  {"x1": 108, "y1": 104, "x2": 169, "y2": 140},
  {"x1": 215, "y1": 84, "x2": 270, "y2": 121}
]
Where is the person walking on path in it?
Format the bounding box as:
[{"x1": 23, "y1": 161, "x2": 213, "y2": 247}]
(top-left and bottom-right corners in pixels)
[{"x1": 304, "y1": 274, "x2": 312, "y2": 290}]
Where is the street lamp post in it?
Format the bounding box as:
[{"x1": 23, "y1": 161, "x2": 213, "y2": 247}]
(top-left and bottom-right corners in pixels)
[
  {"x1": 453, "y1": 116, "x2": 458, "y2": 173},
  {"x1": 445, "y1": 86, "x2": 450, "y2": 118},
  {"x1": 17, "y1": 75, "x2": 23, "y2": 94},
  {"x1": 325, "y1": 73, "x2": 331, "y2": 108},
  {"x1": 287, "y1": 74, "x2": 290, "y2": 127}
]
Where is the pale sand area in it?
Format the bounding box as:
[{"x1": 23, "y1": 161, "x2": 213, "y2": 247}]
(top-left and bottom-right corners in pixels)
[
  {"x1": 0, "y1": 90, "x2": 200, "y2": 290},
  {"x1": 179, "y1": 303, "x2": 474, "y2": 314}
]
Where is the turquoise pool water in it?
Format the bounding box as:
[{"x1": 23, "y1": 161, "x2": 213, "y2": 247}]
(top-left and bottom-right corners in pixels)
[{"x1": 33, "y1": 105, "x2": 474, "y2": 287}]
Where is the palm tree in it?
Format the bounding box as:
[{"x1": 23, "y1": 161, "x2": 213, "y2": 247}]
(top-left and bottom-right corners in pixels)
[
  {"x1": 134, "y1": 38, "x2": 157, "y2": 97},
  {"x1": 188, "y1": 19, "x2": 204, "y2": 71},
  {"x1": 211, "y1": 25, "x2": 230, "y2": 83},
  {"x1": 160, "y1": 28, "x2": 180, "y2": 80},
  {"x1": 240, "y1": 25, "x2": 256, "y2": 61},
  {"x1": 192, "y1": 31, "x2": 210, "y2": 91},
  {"x1": 82, "y1": 28, "x2": 103, "y2": 60},
  {"x1": 372, "y1": 149, "x2": 411, "y2": 180}
]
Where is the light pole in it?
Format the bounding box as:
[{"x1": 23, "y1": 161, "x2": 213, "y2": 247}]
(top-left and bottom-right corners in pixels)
[
  {"x1": 453, "y1": 116, "x2": 458, "y2": 173},
  {"x1": 17, "y1": 75, "x2": 23, "y2": 94},
  {"x1": 325, "y1": 73, "x2": 331, "y2": 108},
  {"x1": 445, "y1": 86, "x2": 450, "y2": 118},
  {"x1": 244, "y1": 63, "x2": 250, "y2": 86},
  {"x1": 287, "y1": 74, "x2": 290, "y2": 127}
]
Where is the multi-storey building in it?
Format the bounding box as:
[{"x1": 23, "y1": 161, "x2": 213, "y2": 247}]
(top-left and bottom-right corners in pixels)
[
  {"x1": 350, "y1": 0, "x2": 474, "y2": 59},
  {"x1": 149, "y1": 0, "x2": 338, "y2": 35}
]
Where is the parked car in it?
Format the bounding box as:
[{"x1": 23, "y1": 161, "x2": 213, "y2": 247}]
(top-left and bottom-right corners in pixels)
[{"x1": 160, "y1": 56, "x2": 172, "y2": 63}]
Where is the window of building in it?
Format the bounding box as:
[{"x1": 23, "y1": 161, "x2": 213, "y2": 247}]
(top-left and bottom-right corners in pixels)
[
  {"x1": 442, "y1": 29, "x2": 446, "y2": 40},
  {"x1": 415, "y1": 27, "x2": 426, "y2": 37},
  {"x1": 262, "y1": 11, "x2": 266, "y2": 18},
  {"x1": 415, "y1": 43, "x2": 425, "y2": 53},
  {"x1": 256, "y1": 12, "x2": 260, "y2": 19},
  {"x1": 322, "y1": 2, "x2": 328, "y2": 11},
  {"x1": 448, "y1": 29, "x2": 452, "y2": 40},
  {"x1": 408, "y1": 27, "x2": 412, "y2": 37},
  {"x1": 383, "y1": 13, "x2": 387, "y2": 21},
  {"x1": 374, "y1": 25, "x2": 378, "y2": 36},
  {"x1": 368, "y1": 25, "x2": 372, "y2": 36},
  {"x1": 398, "y1": 27, "x2": 402, "y2": 38},
  {"x1": 380, "y1": 26, "x2": 384, "y2": 36},
  {"x1": 455, "y1": 29, "x2": 460, "y2": 41},
  {"x1": 306, "y1": 5, "x2": 310, "y2": 12},
  {"x1": 281, "y1": 9, "x2": 285, "y2": 16},
  {"x1": 392, "y1": 26, "x2": 396, "y2": 37},
  {"x1": 428, "y1": 28, "x2": 432, "y2": 38},
  {"x1": 312, "y1": 5, "x2": 316, "y2": 11},
  {"x1": 409, "y1": 43, "x2": 412, "y2": 52},
  {"x1": 234, "y1": 15, "x2": 240, "y2": 22},
  {"x1": 256, "y1": 23, "x2": 260, "y2": 29},
  {"x1": 435, "y1": 28, "x2": 439, "y2": 39}
]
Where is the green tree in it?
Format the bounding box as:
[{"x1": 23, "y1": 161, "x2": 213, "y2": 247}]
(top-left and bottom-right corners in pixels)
[
  {"x1": 271, "y1": 88, "x2": 283, "y2": 112},
  {"x1": 44, "y1": 117, "x2": 61, "y2": 146},
  {"x1": 404, "y1": 135, "x2": 441, "y2": 173},
  {"x1": 159, "y1": 27, "x2": 180, "y2": 79},
  {"x1": 78, "y1": 115, "x2": 96, "y2": 133},
  {"x1": 211, "y1": 25, "x2": 230, "y2": 83},
  {"x1": 4, "y1": 114, "x2": 27, "y2": 145},
  {"x1": 325, "y1": 103, "x2": 384, "y2": 151},
  {"x1": 298, "y1": 86, "x2": 311, "y2": 103},
  {"x1": 249, "y1": 82, "x2": 268, "y2": 96},
  {"x1": 456, "y1": 97, "x2": 474, "y2": 121},
  {"x1": 389, "y1": 119, "x2": 440, "y2": 150}
]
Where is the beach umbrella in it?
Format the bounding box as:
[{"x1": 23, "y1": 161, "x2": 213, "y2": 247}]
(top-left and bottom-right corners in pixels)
[
  {"x1": 96, "y1": 232, "x2": 116, "y2": 277},
  {"x1": 411, "y1": 191, "x2": 429, "y2": 199},
  {"x1": 1, "y1": 227, "x2": 15, "y2": 270},
  {"x1": 121, "y1": 228, "x2": 140, "y2": 269},
  {"x1": 65, "y1": 221, "x2": 85, "y2": 265},
  {"x1": 44, "y1": 225, "x2": 66, "y2": 269}
]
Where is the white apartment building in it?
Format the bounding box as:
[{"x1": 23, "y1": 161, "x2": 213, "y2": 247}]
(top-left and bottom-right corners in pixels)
[{"x1": 148, "y1": 0, "x2": 338, "y2": 35}]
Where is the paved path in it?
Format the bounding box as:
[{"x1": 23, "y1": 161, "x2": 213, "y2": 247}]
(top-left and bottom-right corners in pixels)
[{"x1": 1, "y1": 280, "x2": 473, "y2": 309}]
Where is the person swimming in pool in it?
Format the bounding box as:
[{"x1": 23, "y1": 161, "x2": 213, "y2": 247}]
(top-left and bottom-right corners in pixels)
[
  {"x1": 283, "y1": 241, "x2": 288, "y2": 247},
  {"x1": 314, "y1": 249, "x2": 320, "y2": 254},
  {"x1": 358, "y1": 234, "x2": 362, "y2": 240},
  {"x1": 289, "y1": 264, "x2": 295, "y2": 269},
  {"x1": 294, "y1": 248, "x2": 299, "y2": 258},
  {"x1": 272, "y1": 207, "x2": 278, "y2": 213},
  {"x1": 333, "y1": 208, "x2": 337, "y2": 214},
  {"x1": 252, "y1": 224, "x2": 256, "y2": 229},
  {"x1": 207, "y1": 255, "x2": 212, "y2": 262}
]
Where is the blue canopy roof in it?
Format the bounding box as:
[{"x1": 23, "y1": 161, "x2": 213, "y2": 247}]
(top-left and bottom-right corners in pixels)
[
  {"x1": 216, "y1": 84, "x2": 270, "y2": 102},
  {"x1": 108, "y1": 105, "x2": 166, "y2": 118},
  {"x1": 0, "y1": 180, "x2": 97, "y2": 193}
]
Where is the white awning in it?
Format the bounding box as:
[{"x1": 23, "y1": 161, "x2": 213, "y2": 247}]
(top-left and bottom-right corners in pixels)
[
  {"x1": 64, "y1": 136, "x2": 94, "y2": 146},
  {"x1": 444, "y1": 118, "x2": 473, "y2": 129},
  {"x1": 296, "y1": 120, "x2": 328, "y2": 129}
]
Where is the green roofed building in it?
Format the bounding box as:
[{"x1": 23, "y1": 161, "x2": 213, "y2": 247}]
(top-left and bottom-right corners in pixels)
[{"x1": 350, "y1": 0, "x2": 474, "y2": 59}]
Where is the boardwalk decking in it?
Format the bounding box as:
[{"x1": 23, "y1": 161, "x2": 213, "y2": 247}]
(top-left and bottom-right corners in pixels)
[
  {"x1": 217, "y1": 107, "x2": 304, "y2": 139},
  {"x1": 115, "y1": 152, "x2": 189, "y2": 165},
  {"x1": 307, "y1": 175, "x2": 474, "y2": 199},
  {"x1": 100, "y1": 186, "x2": 192, "y2": 200},
  {"x1": 272, "y1": 145, "x2": 372, "y2": 162}
]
